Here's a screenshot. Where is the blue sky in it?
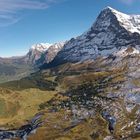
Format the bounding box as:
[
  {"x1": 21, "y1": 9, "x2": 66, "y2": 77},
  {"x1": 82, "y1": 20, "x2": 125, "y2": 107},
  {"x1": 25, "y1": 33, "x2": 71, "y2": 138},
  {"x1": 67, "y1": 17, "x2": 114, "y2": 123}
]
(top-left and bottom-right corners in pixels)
[{"x1": 0, "y1": 0, "x2": 140, "y2": 57}]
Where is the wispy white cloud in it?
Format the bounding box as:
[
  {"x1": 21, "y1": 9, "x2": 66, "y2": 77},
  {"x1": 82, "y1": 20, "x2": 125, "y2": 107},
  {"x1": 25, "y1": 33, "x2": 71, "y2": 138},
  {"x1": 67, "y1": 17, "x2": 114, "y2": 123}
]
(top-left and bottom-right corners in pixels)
[
  {"x1": 0, "y1": 0, "x2": 61, "y2": 27},
  {"x1": 119, "y1": 0, "x2": 138, "y2": 5}
]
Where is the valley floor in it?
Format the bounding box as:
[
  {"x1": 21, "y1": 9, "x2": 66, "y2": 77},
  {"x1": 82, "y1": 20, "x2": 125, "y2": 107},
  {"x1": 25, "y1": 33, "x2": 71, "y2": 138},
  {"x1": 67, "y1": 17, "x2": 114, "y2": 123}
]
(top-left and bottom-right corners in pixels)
[{"x1": 0, "y1": 57, "x2": 140, "y2": 140}]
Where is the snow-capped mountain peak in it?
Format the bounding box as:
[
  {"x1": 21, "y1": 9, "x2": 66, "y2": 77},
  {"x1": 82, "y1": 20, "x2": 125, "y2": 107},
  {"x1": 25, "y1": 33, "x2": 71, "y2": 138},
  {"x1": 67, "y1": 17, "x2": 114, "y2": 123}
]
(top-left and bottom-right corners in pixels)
[
  {"x1": 25, "y1": 42, "x2": 65, "y2": 66},
  {"x1": 30, "y1": 43, "x2": 52, "y2": 52},
  {"x1": 103, "y1": 6, "x2": 124, "y2": 14},
  {"x1": 102, "y1": 6, "x2": 140, "y2": 34},
  {"x1": 49, "y1": 42, "x2": 66, "y2": 51},
  {"x1": 36, "y1": 42, "x2": 66, "y2": 65},
  {"x1": 44, "y1": 7, "x2": 140, "y2": 67}
]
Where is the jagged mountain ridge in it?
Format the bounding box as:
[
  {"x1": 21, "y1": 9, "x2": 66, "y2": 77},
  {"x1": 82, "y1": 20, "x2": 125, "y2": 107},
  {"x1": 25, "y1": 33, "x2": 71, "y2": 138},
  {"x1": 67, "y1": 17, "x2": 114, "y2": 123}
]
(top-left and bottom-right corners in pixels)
[
  {"x1": 24, "y1": 42, "x2": 65, "y2": 65},
  {"x1": 35, "y1": 42, "x2": 66, "y2": 66},
  {"x1": 42, "y1": 7, "x2": 140, "y2": 68},
  {"x1": 0, "y1": 42, "x2": 65, "y2": 83},
  {"x1": 1, "y1": 6, "x2": 140, "y2": 82},
  {"x1": 1, "y1": 7, "x2": 140, "y2": 69},
  {"x1": 25, "y1": 43, "x2": 52, "y2": 64},
  {"x1": 0, "y1": 42, "x2": 65, "y2": 66}
]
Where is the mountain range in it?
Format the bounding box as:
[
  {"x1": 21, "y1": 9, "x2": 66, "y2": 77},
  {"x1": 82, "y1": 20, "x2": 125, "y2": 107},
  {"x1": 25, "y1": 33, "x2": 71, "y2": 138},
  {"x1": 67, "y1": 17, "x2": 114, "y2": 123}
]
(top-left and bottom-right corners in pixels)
[
  {"x1": 42, "y1": 6, "x2": 140, "y2": 68},
  {"x1": 0, "y1": 41, "x2": 65, "y2": 82},
  {"x1": 2, "y1": 7, "x2": 140, "y2": 83},
  {"x1": 1, "y1": 7, "x2": 140, "y2": 140}
]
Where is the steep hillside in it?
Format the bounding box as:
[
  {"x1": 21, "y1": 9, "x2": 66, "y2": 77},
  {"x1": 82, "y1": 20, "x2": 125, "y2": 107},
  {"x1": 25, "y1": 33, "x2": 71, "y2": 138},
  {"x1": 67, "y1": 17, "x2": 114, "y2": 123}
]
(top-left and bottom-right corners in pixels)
[
  {"x1": 42, "y1": 7, "x2": 140, "y2": 68},
  {"x1": 1, "y1": 53, "x2": 140, "y2": 139}
]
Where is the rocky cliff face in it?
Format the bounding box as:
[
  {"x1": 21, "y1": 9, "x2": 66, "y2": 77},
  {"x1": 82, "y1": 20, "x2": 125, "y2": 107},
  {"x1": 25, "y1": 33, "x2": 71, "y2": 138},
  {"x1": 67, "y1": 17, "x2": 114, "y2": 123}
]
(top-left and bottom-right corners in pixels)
[
  {"x1": 45, "y1": 7, "x2": 140, "y2": 67},
  {"x1": 25, "y1": 43, "x2": 52, "y2": 64},
  {"x1": 36, "y1": 42, "x2": 65, "y2": 66}
]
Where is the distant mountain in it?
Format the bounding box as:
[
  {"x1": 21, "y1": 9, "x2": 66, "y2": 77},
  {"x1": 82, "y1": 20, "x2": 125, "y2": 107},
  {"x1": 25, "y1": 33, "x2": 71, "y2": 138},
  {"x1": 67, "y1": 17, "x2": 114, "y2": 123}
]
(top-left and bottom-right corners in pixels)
[
  {"x1": 25, "y1": 42, "x2": 65, "y2": 66},
  {"x1": 36, "y1": 42, "x2": 65, "y2": 66},
  {"x1": 42, "y1": 7, "x2": 140, "y2": 68},
  {"x1": 0, "y1": 42, "x2": 65, "y2": 83},
  {"x1": 25, "y1": 43, "x2": 52, "y2": 64}
]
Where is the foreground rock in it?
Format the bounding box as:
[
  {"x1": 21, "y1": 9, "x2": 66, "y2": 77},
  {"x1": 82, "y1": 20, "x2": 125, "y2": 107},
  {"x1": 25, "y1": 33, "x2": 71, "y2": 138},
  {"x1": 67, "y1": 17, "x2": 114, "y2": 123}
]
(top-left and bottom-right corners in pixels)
[
  {"x1": 102, "y1": 111, "x2": 117, "y2": 133},
  {"x1": 0, "y1": 113, "x2": 43, "y2": 140}
]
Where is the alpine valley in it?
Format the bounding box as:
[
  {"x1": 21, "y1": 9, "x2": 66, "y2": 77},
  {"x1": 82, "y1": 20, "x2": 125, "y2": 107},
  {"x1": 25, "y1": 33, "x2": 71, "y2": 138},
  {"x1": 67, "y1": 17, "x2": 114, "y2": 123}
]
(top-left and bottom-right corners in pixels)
[{"x1": 1, "y1": 7, "x2": 140, "y2": 140}]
